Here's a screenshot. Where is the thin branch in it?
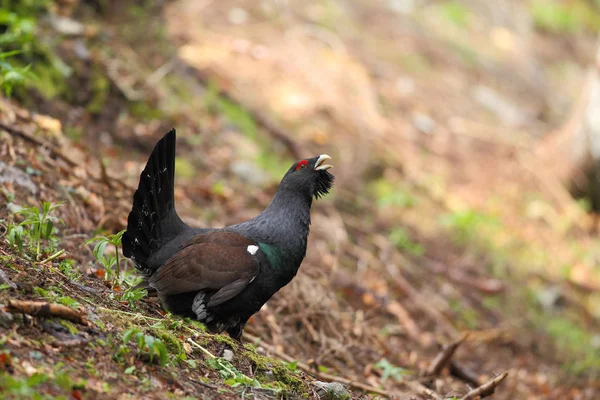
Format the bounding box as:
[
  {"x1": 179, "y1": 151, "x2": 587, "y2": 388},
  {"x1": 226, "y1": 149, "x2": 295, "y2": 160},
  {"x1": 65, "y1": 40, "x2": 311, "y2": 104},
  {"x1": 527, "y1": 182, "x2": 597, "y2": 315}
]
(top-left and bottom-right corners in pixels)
[
  {"x1": 425, "y1": 333, "x2": 469, "y2": 376},
  {"x1": 449, "y1": 360, "x2": 480, "y2": 387},
  {"x1": 187, "y1": 338, "x2": 216, "y2": 359},
  {"x1": 97, "y1": 307, "x2": 163, "y2": 322},
  {"x1": 460, "y1": 372, "x2": 508, "y2": 400},
  {"x1": 6, "y1": 299, "x2": 88, "y2": 325},
  {"x1": 39, "y1": 249, "x2": 65, "y2": 264},
  {"x1": 403, "y1": 380, "x2": 443, "y2": 400}
]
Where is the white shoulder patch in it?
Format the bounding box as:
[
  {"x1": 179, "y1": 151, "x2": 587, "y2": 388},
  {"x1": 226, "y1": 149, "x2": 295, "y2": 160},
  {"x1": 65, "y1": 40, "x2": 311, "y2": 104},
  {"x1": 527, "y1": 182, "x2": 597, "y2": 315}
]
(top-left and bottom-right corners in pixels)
[{"x1": 247, "y1": 245, "x2": 259, "y2": 255}]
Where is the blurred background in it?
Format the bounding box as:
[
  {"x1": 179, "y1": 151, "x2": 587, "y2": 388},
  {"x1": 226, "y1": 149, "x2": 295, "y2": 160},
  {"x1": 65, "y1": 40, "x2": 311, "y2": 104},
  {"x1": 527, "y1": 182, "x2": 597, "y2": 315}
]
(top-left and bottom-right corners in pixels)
[{"x1": 3, "y1": 0, "x2": 600, "y2": 398}]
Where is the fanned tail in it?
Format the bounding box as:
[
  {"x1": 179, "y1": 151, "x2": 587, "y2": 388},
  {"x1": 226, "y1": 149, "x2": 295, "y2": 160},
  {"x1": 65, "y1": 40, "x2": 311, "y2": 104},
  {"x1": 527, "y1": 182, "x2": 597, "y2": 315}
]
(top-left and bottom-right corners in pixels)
[{"x1": 122, "y1": 128, "x2": 189, "y2": 273}]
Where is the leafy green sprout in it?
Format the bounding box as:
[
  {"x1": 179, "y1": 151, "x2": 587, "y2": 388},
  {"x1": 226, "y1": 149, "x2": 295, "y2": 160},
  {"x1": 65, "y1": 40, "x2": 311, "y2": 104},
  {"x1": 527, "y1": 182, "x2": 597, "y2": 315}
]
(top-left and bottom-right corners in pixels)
[
  {"x1": 121, "y1": 287, "x2": 148, "y2": 307},
  {"x1": 121, "y1": 328, "x2": 168, "y2": 367},
  {"x1": 7, "y1": 201, "x2": 64, "y2": 260},
  {"x1": 84, "y1": 230, "x2": 125, "y2": 285},
  {"x1": 373, "y1": 359, "x2": 410, "y2": 383},
  {"x1": 205, "y1": 357, "x2": 264, "y2": 389},
  {"x1": 188, "y1": 339, "x2": 279, "y2": 392},
  {"x1": 0, "y1": 50, "x2": 33, "y2": 97}
]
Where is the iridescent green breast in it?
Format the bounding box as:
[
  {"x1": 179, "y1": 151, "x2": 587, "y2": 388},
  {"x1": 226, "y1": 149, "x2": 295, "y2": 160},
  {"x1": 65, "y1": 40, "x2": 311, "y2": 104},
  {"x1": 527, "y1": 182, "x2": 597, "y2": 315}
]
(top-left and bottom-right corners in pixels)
[{"x1": 258, "y1": 242, "x2": 284, "y2": 268}]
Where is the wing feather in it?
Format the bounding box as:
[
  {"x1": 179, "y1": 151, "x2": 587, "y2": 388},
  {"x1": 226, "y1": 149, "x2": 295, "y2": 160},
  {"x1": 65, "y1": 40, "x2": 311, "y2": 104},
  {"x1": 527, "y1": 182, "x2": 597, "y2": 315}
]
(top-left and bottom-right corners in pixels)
[{"x1": 148, "y1": 231, "x2": 260, "y2": 298}]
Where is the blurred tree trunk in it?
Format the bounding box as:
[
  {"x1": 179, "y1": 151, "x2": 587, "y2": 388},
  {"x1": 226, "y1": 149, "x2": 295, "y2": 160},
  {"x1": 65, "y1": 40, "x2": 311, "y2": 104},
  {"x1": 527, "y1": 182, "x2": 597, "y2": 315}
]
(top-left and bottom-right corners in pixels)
[{"x1": 538, "y1": 41, "x2": 600, "y2": 216}]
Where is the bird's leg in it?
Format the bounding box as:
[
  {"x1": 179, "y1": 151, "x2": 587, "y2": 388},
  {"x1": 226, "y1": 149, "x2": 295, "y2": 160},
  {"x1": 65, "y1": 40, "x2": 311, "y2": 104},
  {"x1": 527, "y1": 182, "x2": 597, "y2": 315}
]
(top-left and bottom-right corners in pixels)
[{"x1": 226, "y1": 324, "x2": 245, "y2": 343}]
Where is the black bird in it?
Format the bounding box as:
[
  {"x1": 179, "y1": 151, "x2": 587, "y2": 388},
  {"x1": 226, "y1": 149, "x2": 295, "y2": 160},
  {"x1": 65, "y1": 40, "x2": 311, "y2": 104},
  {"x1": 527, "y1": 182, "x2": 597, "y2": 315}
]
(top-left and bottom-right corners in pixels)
[{"x1": 122, "y1": 129, "x2": 333, "y2": 340}]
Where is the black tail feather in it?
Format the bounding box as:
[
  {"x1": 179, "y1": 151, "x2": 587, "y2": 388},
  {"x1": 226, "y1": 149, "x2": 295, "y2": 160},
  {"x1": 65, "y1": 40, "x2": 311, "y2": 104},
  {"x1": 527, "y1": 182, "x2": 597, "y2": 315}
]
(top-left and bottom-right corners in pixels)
[{"x1": 122, "y1": 129, "x2": 189, "y2": 273}]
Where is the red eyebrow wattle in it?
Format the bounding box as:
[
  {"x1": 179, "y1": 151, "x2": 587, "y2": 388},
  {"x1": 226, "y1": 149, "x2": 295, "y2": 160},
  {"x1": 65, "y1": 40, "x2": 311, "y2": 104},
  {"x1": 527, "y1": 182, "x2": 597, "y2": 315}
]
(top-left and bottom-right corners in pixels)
[{"x1": 295, "y1": 160, "x2": 308, "y2": 171}]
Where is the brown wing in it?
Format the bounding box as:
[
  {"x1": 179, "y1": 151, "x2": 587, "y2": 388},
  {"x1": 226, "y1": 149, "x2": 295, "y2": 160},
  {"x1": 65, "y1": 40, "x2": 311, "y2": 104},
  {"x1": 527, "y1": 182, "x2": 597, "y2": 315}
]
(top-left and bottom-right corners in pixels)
[{"x1": 148, "y1": 231, "x2": 260, "y2": 302}]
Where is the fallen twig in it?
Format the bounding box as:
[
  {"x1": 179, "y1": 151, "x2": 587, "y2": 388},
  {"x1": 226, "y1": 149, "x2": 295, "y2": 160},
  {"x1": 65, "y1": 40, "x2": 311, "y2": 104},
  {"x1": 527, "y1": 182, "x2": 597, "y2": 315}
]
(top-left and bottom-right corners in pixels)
[
  {"x1": 187, "y1": 338, "x2": 216, "y2": 359},
  {"x1": 6, "y1": 299, "x2": 88, "y2": 325},
  {"x1": 385, "y1": 300, "x2": 422, "y2": 343},
  {"x1": 460, "y1": 372, "x2": 508, "y2": 400},
  {"x1": 190, "y1": 377, "x2": 218, "y2": 390},
  {"x1": 425, "y1": 333, "x2": 469, "y2": 376},
  {"x1": 449, "y1": 360, "x2": 480, "y2": 387}
]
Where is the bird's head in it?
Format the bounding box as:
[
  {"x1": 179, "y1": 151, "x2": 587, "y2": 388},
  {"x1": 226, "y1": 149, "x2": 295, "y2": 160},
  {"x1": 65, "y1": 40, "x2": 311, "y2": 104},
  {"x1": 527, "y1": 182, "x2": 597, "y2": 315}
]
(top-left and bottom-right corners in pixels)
[{"x1": 278, "y1": 154, "x2": 334, "y2": 200}]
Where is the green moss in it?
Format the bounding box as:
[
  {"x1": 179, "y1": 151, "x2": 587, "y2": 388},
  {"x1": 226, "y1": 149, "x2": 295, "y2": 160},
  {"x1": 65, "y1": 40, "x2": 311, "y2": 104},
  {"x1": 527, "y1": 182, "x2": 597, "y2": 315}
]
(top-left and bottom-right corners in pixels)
[
  {"x1": 438, "y1": 1, "x2": 472, "y2": 28},
  {"x1": 56, "y1": 296, "x2": 79, "y2": 308},
  {"x1": 57, "y1": 320, "x2": 79, "y2": 335},
  {"x1": 153, "y1": 329, "x2": 184, "y2": 356},
  {"x1": 389, "y1": 227, "x2": 425, "y2": 256},
  {"x1": 129, "y1": 101, "x2": 163, "y2": 120},
  {"x1": 184, "y1": 318, "x2": 207, "y2": 332},
  {"x1": 213, "y1": 334, "x2": 238, "y2": 349},
  {"x1": 86, "y1": 67, "x2": 110, "y2": 114},
  {"x1": 30, "y1": 58, "x2": 69, "y2": 99},
  {"x1": 531, "y1": 0, "x2": 600, "y2": 34},
  {"x1": 33, "y1": 287, "x2": 49, "y2": 297},
  {"x1": 64, "y1": 125, "x2": 84, "y2": 142},
  {"x1": 0, "y1": 255, "x2": 16, "y2": 264},
  {"x1": 47, "y1": 285, "x2": 64, "y2": 295},
  {"x1": 369, "y1": 178, "x2": 417, "y2": 209},
  {"x1": 174, "y1": 158, "x2": 196, "y2": 179},
  {"x1": 191, "y1": 334, "x2": 211, "y2": 347},
  {"x1": 243, "y1": 347, "x2": 306, "y2": 394}
]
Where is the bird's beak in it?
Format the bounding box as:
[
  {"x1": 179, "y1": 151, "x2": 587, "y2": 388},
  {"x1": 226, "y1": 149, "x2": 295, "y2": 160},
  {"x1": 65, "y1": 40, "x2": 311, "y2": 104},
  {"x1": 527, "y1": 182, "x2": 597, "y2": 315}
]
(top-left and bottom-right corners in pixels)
[{"x1": 314, "y1": 154, "x2": 333, "y2": 171}]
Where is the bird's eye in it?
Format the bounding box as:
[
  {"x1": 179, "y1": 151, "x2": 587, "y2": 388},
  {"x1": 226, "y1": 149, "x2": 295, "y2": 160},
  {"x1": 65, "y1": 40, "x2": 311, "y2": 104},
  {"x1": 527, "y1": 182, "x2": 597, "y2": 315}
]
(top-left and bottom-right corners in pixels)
[{"x1": 295, "y1": 160, "x2": 309, "y2": 171}]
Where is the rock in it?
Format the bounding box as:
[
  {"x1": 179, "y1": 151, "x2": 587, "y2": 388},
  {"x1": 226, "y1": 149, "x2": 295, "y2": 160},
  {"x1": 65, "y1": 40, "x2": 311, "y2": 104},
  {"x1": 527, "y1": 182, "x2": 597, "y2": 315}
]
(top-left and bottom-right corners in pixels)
[
  {"x1": 49, "y1": 15, "x2": 85, "y2": 36},
  {"x1": 535, "y1": 285, "x2": 564, "y2": 311},
  {"x1": 313, "y1": 381, "x2": 350, "y2": 400},
  {"x1": 472, "y1": 85, "x2": 528, "y2": 128},
  {"x1": 73, "y1": 39, "x2": 90, "y2": 60},
  {"x1": 0, "y1": 307, "x2": 14, "y2": 329},
  {"x1": 222, "y1": 349, "x2": 234, "y2": 362},
  {"x1": 389, "y1": 0, "x2": 415, "y2": 15},
  {"x1": 230, "y1": 160, "x2": 269, "y2": 186},
  {"x1": 0, "y1": 162, "x2": 38, "y2": 194},
  {"x1": 228, "y1": 8, "x2": 248, "y2": 25},
  {"x1": 412, "y1": 113, "x2": 436, "y2": 135},
  {"x1": 0, "y1": 270, "x2": 17, "y2": 290},
  {"x1": 395, "y1": 77, "x2": 415, "y2": 97}
]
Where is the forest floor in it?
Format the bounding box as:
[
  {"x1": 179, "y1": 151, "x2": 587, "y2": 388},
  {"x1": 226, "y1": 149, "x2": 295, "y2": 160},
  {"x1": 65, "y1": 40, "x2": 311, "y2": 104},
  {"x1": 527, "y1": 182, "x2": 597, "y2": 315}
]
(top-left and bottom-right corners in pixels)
[{"x1": 2, "y1": 0, "x2": 600, "y2": 399}]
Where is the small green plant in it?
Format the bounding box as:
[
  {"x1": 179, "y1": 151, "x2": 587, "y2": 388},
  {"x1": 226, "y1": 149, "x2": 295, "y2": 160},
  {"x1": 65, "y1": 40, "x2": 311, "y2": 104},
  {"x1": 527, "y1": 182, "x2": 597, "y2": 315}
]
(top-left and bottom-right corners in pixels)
[
  {"x1": 58, "y1": 258, "x2": 82, "y2": 281},
  {"x1": 0, "y1": 50, "x2": 33, "y2": 96},
  {"x1": 121, "y1": 328, "x2": 168, "y2": 366},
  {"x1": 0, "y1": 1, "x2": 73, "y2": 99},
  {"x1": 369, "y1": 178, "x2": 417, "y2": 209},
  {"x1": 440, "y1": 208, "x2": 499, "y2": 246},
  {"x1": 7, "y1": 201, "x2": 63, "y2": 259},
  {"x1": 206, "y1": 357, "x2": 263, "y2": 389},
  {"x1": 121, "y1": 287, "x2": 148, "y2": 307},
  {"x1": 286, "y1": 360, "x2": 299, "y2": 372},
  {"x1": 84, "y1": 230, "x2": 125, "y2": 285},
  {"x1": 0, "y1": 372, "x2": 49, "y2": 398},
  {"x1": 389, "y1": 227, "x2": 425, "y2": 256},
  {"x1": 439, "y1": 1, "x2": 471, "y2": 28},
  {"x1": 530, "y1": 0, "x2": 599, "y2": 34},
  {"x1": 373, "y1": 359, "x2": 410, "y2": 383}
]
